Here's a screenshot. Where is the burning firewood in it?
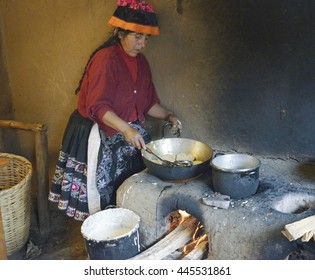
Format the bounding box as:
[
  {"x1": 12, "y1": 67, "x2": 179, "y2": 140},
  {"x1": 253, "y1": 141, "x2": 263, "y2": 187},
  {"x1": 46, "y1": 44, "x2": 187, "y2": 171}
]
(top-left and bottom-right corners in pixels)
[
  {"x1": 162, "y1": 250, "x2": 182, "y2": 260},
  {"x1": 130, "y1": 215, "x2": 199, "y2": 260},
  {"x1": 162, "y1": 233, "x2": 209, "y2": 260},
  {"x1": 182, "y1": 239, "x2": 208, "y2": 260}
]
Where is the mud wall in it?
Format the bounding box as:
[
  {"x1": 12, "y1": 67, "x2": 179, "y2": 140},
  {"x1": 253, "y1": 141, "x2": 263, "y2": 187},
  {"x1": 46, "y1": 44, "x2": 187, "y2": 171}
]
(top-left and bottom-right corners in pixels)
[{"x1": 0, "y1": 0, "x2": 314, "y2": 170}]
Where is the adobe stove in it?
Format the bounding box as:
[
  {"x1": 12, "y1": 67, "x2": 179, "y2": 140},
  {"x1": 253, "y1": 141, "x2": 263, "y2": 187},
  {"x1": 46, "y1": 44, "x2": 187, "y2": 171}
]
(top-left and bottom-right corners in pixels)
[{"x1": 116, "y1": 156, "x2": 315, "y2": 260}]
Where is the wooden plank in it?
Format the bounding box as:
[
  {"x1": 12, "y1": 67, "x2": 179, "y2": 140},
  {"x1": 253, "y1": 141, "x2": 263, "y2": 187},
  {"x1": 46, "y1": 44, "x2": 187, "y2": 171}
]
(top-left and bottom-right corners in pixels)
[
  {"x1": 282, "y1": 215, "x2": 315, "y2": 241},
  {"x1": 35, "y1": 129, "x2": 50, "y2": 240},
  {"x1": 301, "y1": 230, "x2": 315, "y2": 242}
]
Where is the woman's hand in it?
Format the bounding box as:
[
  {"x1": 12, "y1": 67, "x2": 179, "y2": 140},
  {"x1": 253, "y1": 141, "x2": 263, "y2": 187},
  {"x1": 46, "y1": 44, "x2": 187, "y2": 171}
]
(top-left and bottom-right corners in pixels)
[
  {"x1": 168, "y1": 114, "x2": 182, "y2": 131},
  {"x1": 101, "y1": 111, "x2": 146, "y2": 150},
  {"x1": 147, "y1": 104, "x2": 183, "y2": 135},
  {"x1": 167, "y1": 114, "x2": 182, "y2": 136},
  {"x1": 123, "y1": 126, "x2": 146, "y2": 150}
]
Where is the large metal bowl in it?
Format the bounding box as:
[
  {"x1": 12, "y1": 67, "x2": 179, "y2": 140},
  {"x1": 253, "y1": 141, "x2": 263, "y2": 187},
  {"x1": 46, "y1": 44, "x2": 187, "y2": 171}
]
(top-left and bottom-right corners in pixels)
[{"x1": 141, "y1": 138, "x2": 213, "y2": 181}]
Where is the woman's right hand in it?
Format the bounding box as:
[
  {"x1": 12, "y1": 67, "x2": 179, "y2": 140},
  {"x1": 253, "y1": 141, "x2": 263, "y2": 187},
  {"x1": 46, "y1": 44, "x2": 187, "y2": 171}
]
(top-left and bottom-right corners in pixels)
[
  {"x1": 101, "y1": 111, "x2": 146, "y2": 150},
  {"x1": 124, "y1": 125, "x2": 146, "y2": 150}
]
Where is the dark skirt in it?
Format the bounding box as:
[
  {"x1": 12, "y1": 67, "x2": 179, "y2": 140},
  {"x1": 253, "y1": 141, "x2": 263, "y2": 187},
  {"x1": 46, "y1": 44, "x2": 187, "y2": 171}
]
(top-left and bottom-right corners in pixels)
[
  {"x1": 48, "y1": 109, "x2": 150, "y2": 221},
  {"x1": 48, "y1": 110, "x2": 93, "y2": 221}
]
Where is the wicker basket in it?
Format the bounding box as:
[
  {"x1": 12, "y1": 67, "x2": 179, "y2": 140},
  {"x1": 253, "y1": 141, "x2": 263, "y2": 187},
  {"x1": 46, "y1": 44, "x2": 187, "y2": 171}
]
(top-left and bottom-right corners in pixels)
[{"x1": 0, "y1": 153, "x2": 32, "y2": 256}]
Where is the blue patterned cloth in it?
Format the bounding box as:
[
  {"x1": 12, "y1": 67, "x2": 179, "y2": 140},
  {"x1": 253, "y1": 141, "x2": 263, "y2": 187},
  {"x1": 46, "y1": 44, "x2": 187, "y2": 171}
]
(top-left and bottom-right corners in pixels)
[{"x1": 96, "y1": 121, "x2": 151, "y2": 207}]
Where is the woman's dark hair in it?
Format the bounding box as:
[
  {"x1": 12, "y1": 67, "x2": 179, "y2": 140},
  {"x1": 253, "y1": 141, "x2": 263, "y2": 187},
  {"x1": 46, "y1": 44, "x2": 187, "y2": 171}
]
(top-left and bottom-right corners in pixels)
[{"x1": 74, "y1": 28, "x2": 132, "y2": 95}]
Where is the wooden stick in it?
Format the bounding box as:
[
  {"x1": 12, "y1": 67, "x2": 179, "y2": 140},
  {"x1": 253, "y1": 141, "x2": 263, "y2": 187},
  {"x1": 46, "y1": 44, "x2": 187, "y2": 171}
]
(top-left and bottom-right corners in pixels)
[
  {"x1": 130, "y1": 216, "x2": 199, "y2": 260},
  {"x1": 0, "y1": 209, "x2": 7, "y2": 260},
  {"x1": 0, "y1": 120, "x2": 45, "y2": 132}
]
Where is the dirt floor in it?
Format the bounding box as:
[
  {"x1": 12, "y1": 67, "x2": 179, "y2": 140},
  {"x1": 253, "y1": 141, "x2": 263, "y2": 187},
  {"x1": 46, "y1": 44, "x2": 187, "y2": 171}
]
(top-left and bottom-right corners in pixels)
[{"x1": 8, "y1": 203, "x2": 88, "y2": 260}]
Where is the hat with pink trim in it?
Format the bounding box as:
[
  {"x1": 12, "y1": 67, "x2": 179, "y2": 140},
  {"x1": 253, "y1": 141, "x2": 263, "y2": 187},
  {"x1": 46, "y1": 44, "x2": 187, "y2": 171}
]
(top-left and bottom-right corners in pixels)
[{"x1": 108, "y1": 0, "x2": 160, "y2": 35}]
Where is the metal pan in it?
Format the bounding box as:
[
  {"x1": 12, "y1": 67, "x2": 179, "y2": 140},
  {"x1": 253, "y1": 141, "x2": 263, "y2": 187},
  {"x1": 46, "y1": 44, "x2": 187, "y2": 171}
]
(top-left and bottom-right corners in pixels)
[{"x1": 141, "y1": 138, "x2": 213, "y2": 181}]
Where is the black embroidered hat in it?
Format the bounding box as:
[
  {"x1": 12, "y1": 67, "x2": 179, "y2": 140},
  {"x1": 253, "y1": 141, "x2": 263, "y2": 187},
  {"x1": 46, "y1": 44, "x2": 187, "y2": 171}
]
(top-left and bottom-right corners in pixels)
[{"x1": 108, "y1": 0, "x2": 160, "y2": 35}]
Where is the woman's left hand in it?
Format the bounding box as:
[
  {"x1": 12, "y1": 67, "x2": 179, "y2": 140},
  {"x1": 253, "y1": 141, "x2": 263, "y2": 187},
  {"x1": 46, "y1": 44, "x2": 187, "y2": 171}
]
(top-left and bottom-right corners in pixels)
[
  {"x1": 147, "y1": 104, "x2": 183, "y2": 134},
  {"x1": 168, "y1": 114, "x2": 182, "y2": 135}
]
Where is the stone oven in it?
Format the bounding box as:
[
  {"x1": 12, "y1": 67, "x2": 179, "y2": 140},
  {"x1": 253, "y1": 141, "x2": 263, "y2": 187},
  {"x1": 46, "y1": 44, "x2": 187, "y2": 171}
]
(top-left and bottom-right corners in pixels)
[{"x1": 117, "y1": 156, "x2": 315, "y2": 260}]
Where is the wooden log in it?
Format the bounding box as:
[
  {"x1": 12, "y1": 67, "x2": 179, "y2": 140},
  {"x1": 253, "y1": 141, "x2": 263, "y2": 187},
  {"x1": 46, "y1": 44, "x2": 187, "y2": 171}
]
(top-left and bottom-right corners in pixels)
[
  {"x1": 282, "y1": 215, "x2": 315, "y2": 242},
  {"x1": 130, "y1": 216, "x2": 199, "y2": 260},
  {"x1": 182, "y1": 240, "x2": 208, "y2": 260},
  {"x1": 0, "y1": 209, "x2": 7, "y2": 260},
  {"x1": 162, "y1": 250, "x2": 183, "y2": 260},
  {"x1": 163, "y1": 233, "x2": 209, "y2": 260}
]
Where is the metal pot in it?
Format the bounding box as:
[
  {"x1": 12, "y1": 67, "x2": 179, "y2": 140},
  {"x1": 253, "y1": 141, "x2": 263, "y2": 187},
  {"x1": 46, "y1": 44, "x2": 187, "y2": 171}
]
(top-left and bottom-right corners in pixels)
[
  {"x1": 210, "y1": 154, "x2": 261, "y2": 199},
  {"x1": 141, "y1": 138, "x2": 213, "y2": 181},
  {"x1": 81, "y1": 208, "x2": 140, "y2": 260}
]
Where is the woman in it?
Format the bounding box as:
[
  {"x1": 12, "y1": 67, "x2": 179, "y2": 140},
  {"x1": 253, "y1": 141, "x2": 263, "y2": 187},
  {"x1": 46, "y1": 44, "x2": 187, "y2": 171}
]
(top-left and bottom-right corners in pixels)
[{"x1": 48, "y1": 0, "x2": 181, "y2": 221}]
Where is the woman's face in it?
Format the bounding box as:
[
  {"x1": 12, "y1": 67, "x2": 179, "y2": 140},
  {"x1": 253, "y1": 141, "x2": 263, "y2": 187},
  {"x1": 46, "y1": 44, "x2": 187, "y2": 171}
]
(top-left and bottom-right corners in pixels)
[{"x1": 119, "y1": 32, "x2": 150, "y2": 57}]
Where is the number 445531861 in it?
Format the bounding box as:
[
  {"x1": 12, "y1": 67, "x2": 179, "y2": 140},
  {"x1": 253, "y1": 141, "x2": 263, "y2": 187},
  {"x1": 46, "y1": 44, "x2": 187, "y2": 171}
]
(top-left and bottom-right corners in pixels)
[{"x1": 177, "y1": 266, "x2": 231, "y2": 276}]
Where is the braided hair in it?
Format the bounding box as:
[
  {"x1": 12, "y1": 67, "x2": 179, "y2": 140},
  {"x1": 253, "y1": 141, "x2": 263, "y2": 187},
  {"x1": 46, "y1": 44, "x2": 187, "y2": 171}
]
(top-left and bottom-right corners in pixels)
[{"x1": 74, "y1": 28, "x2": 132, "y2": 95}]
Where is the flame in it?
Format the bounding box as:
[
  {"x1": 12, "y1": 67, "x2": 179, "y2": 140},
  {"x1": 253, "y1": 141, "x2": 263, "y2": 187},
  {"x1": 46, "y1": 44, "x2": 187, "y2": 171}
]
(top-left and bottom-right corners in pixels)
[
  {"x1": 166, "y1": 210, "x2": 208, "y2": 259},
  {"x1": 167, "y1": 210, "x2": 191, "y2": 233},
  {"x1": 178, "y1": 210, "x2": 190, "y2": 223},
  {"x1": 182, "y1": 220, "x2": 208, "y2": 255}
]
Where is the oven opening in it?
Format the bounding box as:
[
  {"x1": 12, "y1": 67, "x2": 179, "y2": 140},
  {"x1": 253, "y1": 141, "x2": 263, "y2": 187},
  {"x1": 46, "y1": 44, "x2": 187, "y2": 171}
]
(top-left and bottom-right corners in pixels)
[{"x1": 131, "y1": 210, "x2": 209, "y2": 260}]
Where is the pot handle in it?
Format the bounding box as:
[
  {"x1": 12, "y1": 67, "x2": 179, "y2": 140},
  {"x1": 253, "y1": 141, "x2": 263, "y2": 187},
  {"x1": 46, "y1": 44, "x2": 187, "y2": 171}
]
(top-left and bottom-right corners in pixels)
[
  {"x1": 212, "y1": 151, "x2": 225, "y2": 158},
  {"x1": 105, "y1": 205, "x2": 117, "y2": 210},
  {"x1": 162, "y1": 122, "x2": 181, "y2": 138},
  {"x1": 240, "y1": 170, "x2": 257, "y2": 178}
]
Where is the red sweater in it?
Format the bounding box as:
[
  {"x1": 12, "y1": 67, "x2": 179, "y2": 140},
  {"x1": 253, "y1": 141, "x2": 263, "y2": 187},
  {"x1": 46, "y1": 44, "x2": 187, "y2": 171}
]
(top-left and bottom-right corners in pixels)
[{"x1": 78, "y1": 44, "x2": 160, "y2": 136}]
